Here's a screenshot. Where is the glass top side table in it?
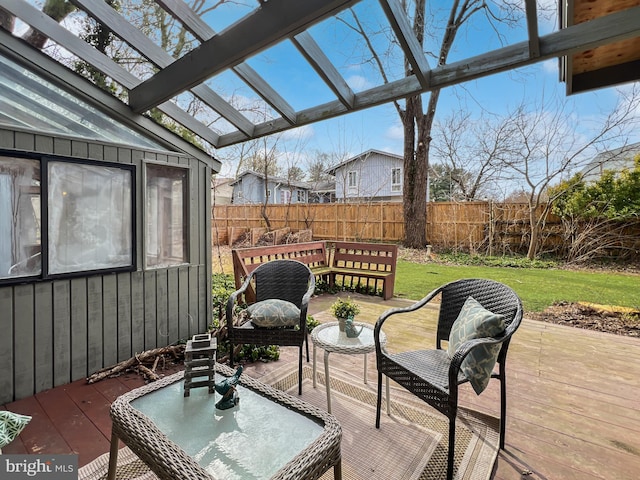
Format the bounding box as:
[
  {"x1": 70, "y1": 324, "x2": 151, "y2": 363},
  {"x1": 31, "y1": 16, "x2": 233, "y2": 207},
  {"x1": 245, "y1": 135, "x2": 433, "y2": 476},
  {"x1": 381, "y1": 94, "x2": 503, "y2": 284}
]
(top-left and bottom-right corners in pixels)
[{"x1": 310, "y1": 321, "x2": 386, "y2": 413}]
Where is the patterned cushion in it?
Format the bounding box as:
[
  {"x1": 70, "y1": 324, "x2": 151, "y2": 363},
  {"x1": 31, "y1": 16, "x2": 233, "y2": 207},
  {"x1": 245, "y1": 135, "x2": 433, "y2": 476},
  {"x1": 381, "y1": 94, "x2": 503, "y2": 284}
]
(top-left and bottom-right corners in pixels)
[
  {"x1": 247, "y1": 299, "x2": 300, "y2": 328},
  {"x1": 448, "y1": 296, "x2": 505, "y2": 394},
  {"x1": 0, "y1": 411, "x2": 31, "y2": 448}
]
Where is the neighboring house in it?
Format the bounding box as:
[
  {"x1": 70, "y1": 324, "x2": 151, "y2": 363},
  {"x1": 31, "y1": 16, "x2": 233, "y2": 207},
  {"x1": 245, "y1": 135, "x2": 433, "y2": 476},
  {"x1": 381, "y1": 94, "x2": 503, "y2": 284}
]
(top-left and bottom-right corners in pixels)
[
  {"x1": 211, "y1": 176, "x2": 234, "y2": 205},
  {"x1": 309, "y1": 180, "x2": 336, "y2": 203},
  {"x1": 326, "y1": 150, "x2": 403, "y2": 202},
  {"x1": 580, "y1": 142, "x2": 640, "y2": 183},
  {"x1": 231, "y1": 170, "x2": 312, "y2": 205}
]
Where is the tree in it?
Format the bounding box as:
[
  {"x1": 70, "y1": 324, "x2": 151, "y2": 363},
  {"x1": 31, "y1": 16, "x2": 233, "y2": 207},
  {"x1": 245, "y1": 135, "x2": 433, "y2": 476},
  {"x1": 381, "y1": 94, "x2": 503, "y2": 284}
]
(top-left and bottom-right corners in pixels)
[
  {"x1": 549, "y1": 156, "x2": 640, "y2": 262},
  {"x1": 552, "y1": 156, "x2": 640, "y2": 220},
  {"x1": 498, "y1": 87, "x2": 640, "y2": 259},
  {"x1": 343, "y1": 1, "x2": 522, "y2": 248},
  {"x1": 431, "y1": 110, "x2": 511, "y2": 201}
]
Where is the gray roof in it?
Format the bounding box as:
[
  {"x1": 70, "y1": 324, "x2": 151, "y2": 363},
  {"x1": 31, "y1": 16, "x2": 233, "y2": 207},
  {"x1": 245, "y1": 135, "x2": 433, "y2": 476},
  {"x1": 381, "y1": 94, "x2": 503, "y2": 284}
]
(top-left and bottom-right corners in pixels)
[
  {"x1": 580, "y1": 142, "x2": 640, "y2": 182},
  {"x1": 325, "y1": 149, "x2": 402, "y2": 174}
]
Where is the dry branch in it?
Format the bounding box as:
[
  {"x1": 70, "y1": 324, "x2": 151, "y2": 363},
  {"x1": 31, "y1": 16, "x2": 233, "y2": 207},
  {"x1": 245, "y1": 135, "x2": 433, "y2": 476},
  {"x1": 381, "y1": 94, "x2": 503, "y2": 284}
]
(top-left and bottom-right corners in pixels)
[{"x1": 86, "y1": 345, "x2": 185, "y2": 384}]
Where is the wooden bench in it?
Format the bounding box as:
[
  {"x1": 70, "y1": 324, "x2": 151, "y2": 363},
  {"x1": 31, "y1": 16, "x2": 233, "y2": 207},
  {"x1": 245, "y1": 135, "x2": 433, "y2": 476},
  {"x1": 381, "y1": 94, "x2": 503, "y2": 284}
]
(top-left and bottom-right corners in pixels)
[
  {"x1": 231, "y1": 241, "x2": 332, "y2": 301},
  {"x1": 232, "y1": 240, "x2": 398, "y2": 301},
  {"x1": 328, "y1": 241, "x2": 398, "y2": 300}
]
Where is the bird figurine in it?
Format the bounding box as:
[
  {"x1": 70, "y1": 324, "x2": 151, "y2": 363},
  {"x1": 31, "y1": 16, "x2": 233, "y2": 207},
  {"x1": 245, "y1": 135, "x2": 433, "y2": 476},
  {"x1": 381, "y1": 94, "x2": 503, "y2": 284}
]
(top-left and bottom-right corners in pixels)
[
  {"x1": 215, "y1": 366, "x2": 243, "y2": 410},
  {"x1": 345, "y1": 316, "x2": 364, "y2": 338}
]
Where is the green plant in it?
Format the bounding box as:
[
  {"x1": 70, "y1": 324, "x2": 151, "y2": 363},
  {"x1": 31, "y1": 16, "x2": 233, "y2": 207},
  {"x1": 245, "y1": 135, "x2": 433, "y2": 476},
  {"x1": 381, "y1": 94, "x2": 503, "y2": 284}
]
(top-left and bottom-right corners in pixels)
[
  {"x1": 330, "y1": 297, "x2": 361, "y2": 319},
  {"x1": 211, "y1": 273, "x2": 236, "y2": 328},
  {"x1": 306, "y1": 314, "x2": 320, "y2": 333}
]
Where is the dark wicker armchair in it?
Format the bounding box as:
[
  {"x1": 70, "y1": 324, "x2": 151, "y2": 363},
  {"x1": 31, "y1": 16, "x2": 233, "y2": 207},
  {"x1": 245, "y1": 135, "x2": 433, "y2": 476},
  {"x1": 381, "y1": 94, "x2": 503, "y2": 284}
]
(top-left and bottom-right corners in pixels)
[
  {"x1": 226, "y1": 259, "x2": 315, "y2": 395},
  {"x1": 374, "y1": 278, "x2": 523, "y2": 480}
]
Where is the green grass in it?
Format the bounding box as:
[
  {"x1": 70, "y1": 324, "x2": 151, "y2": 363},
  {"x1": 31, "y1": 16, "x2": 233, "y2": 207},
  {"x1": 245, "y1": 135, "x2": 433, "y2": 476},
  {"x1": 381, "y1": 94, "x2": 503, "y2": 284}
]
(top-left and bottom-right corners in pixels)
[{"x1": 394, "y1": 260, "x2": 640, "y2": 312}]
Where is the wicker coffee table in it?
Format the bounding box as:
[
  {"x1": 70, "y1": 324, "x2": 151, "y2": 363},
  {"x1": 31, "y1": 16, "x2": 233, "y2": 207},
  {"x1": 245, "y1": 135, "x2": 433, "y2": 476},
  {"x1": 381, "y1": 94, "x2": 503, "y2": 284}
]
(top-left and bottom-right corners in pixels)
[
  {"x1": 311, "y1": 321, "x2": 387, "y2": 413},
  {"x1": 108, "y1": 364, "x2": 342, "y2": 480}
]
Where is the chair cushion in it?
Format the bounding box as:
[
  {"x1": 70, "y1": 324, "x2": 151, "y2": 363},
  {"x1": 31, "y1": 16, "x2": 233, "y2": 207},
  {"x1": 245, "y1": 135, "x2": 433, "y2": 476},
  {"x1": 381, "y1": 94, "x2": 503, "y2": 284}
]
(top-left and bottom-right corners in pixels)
[
  {"x1": 448, "y1": 296, "x2": 505, "y2": 394},
  {"x1": 247, "y1": 299, "x2": 300, "y2": 328},
  {"x1": 0, "y1": 411, "x2": 31, "y2": 448}
]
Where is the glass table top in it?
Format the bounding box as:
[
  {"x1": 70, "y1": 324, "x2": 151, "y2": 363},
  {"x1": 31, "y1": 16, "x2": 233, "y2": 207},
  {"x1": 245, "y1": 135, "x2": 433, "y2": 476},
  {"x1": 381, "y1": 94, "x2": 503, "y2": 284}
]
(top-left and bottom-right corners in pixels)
[{"x1": 131, "y1": 377, "x2": 323, "y2": 480}]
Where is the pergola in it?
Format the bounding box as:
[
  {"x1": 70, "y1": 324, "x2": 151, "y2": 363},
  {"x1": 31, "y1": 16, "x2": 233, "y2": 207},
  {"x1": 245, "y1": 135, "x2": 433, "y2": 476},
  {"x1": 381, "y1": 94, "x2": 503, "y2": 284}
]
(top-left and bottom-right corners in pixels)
[{"x1": 1, "y1": 0, "x2": 639, "y2": 162}]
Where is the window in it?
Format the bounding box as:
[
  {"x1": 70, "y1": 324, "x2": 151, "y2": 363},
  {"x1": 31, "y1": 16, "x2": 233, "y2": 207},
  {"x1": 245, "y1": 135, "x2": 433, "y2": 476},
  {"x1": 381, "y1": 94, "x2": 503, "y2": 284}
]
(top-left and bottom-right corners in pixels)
[
  {"x1": 280, "y1": 189, "x2": 291, "y2": 204},
  {"x1": 392, "y1": 167, "x2": 402, "y2": 192},
  {"x1": 297, "y1": 190, "x2": 306, "y2": 202},
  {"x1": 0, "y1": 157, "x2": 41, "y2": 279},
  {"x1": 348, "y1": 171, "x2": 358, "y2": 189},
  {"x1": 146, "y1": 163, "x2": 188, "y2": 267},
  {"x1": 48, "y1": 161, "x2": 133, "y2": 274},
  {"x1": 1, "y1": 153, "x2": 135, "y2": 283}
]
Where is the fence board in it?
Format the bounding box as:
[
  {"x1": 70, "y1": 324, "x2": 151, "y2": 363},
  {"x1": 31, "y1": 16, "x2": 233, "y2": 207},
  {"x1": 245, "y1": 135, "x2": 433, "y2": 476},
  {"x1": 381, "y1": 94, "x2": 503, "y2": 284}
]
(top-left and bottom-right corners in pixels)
[{"x1": 212, "y1": 202, "x2": 639, "y2": 258}]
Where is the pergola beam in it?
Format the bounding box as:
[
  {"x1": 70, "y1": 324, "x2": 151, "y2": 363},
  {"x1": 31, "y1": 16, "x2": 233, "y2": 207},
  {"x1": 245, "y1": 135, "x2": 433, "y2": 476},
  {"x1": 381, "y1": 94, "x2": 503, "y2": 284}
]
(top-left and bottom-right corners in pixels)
[
  {"x1": 128, "y1": 0, "x2": 358, "y2": 113},
  {"x1": 524, "y1": 0, "x2": 540, "y2": 58},
  {"x1": 216, "y1": 6, "x2": 640, "y2": 147},
  {"x1": 292, "y1": 31, "x2": 355, "y2": 109},
  {"x1": 378, "y1": 0, "x2": 431, "y2": 88}
]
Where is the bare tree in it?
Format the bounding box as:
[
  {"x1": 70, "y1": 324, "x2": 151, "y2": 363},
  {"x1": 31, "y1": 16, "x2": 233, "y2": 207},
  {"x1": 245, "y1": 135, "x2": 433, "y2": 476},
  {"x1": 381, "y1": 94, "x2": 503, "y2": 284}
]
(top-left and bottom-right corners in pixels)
[
  {"x1": 498, "y1": 87, "x2": 640, "y2": 259},
  {"x1": 431, "y1": 111, "x2": 511, "y2": 201},
  {"x1": 342, "y1": 1, "x2": 523, "y2": 248}
]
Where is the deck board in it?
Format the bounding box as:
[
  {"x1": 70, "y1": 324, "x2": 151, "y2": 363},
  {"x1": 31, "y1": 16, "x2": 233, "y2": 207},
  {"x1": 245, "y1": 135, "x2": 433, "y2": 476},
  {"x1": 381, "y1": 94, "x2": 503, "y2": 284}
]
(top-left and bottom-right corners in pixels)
[{"x1": 1, "y1": 293, "x2": 639, "y2": 480}]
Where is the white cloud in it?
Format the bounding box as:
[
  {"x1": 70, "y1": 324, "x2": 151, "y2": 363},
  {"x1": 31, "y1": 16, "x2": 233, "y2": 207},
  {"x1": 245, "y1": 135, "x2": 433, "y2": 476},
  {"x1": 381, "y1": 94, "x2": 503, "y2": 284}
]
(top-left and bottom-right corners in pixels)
[
  {"x1": 541, "y1": 58, "x2": 558, "y2": 75},
  {"x1": 385, "y1": 122, "x2": 404, "y2": 141},
  {"x1": 346, "y1": 75, "x2": 373, "y2": 91},
  {"x1": 281, "y1": 124, "x2": 314, "y2": 141}
]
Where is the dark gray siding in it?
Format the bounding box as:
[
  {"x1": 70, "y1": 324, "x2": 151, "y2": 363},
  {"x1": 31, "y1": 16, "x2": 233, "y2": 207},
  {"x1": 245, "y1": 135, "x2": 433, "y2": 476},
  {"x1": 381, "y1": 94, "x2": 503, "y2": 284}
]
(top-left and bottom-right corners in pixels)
[{"x1": 0, "y1": 128, "x2": 212, "y2": 403}]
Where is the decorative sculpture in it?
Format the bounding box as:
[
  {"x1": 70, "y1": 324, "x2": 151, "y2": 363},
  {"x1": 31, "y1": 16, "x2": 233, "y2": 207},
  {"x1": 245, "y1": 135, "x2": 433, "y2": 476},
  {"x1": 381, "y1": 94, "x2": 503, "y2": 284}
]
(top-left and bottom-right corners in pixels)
[
  {"x1": 215, "y1": 366, "x2": 243, "y2": 410},
  {"x1": 345, "y1": 316, "x2": 364, "y2": 338}
]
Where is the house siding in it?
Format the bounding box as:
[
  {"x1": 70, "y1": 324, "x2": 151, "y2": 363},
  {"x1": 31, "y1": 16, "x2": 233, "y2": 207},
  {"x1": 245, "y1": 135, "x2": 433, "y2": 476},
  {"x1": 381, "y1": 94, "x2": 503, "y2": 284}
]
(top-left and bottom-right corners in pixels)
[
  {"x1": 333, "y1": 152, "x2": 403, "y2": 201},
  {"x1": 0, "y1": 129, "x2": 212, "y2": 403},
  {"x1": 232, "y1": 172, "x2": 310, "y2": 204}
]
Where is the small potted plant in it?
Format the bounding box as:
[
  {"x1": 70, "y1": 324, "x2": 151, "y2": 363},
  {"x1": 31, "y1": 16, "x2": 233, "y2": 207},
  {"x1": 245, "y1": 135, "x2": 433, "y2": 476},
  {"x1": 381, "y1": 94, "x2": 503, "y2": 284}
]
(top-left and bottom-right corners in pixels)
[{"x1": 330, "y1": 297, "x2": 361, "y2": 332}]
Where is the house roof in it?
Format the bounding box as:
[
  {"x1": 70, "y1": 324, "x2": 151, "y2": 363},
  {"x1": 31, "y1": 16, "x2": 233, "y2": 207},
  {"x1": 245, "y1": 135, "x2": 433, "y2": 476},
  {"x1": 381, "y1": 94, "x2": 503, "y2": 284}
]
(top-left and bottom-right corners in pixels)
[
  {"x1": 1, "y1": 0, "x2": 639, "y2": 156},
  {"x1": 231, "y1": 170, "x2": 312, "y2": 190},
  {"x1": 325, "y1": 149, "x2": 402, "y2": 174},
  {"x1": 580, "y1": 141, "x2": 640, "y2": 181}
]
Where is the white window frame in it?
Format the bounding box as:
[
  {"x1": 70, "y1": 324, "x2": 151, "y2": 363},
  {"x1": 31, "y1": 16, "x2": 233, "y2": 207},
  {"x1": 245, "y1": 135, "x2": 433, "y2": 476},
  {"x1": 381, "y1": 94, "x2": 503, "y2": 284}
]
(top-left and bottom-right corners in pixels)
[
  {"x1": 391, "y1": 167, "x2": 402, "y2": 192},
  {"x1": 144, "y1": 161, "x2": 189, "y2": 269}
]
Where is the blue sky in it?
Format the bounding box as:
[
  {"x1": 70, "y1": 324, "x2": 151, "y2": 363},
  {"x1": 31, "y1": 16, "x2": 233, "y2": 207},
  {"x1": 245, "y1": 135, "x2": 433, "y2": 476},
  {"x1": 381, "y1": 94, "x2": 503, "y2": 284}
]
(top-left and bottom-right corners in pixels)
[{"x1": 184, "y1": 0, "x2": 640, "y2": 176}]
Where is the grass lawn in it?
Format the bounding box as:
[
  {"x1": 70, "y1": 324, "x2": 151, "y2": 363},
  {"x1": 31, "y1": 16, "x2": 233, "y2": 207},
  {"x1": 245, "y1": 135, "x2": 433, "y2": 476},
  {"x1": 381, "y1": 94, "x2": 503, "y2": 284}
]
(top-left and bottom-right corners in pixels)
[{"x1": 394, "y1": 260, "x2": 640, "y2": 312}]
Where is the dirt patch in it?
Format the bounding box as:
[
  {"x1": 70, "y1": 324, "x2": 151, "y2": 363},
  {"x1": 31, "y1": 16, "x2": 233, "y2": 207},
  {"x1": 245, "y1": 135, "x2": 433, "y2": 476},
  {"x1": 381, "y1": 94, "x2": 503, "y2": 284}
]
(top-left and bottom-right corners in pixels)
[{"x1": 525, "y1": 302, "x2": 640, "y2": 337}]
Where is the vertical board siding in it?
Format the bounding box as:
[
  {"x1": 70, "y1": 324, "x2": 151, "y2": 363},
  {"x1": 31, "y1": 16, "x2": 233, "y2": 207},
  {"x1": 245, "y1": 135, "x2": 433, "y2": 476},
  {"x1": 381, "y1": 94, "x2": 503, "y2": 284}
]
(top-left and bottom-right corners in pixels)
[
  {"x1": 131, "y1": 271, "x2": 145, "y2": 355},
  {"x1": 52, "y1": 281, "x2": 71, "y2": 388},
  {"x1": 102, "y1": 275, "x2": 118, "y2": 367},
  {"x1": 87, "y1": 277, "x2": 104, "y2": 376},
  {"x1": 0, "y1": 133, "x2": 212, "y2": 404},
  {"x1": 155, "y1": 269, "x2": 169, "y2": 348},
  {"x1": 144, "y1": 271, "x2": 157, "y2": 350},
  {"x1": 34, "y1": 283, "x2": 53, "y2": 392},
  {"x1": 116, "y1": 273, "x2": 132, "y2": 362},
  {"x1": 0, "y1": 288, "x2": 15, "y2": 397},
  {"x1": 70, "y1": 278, "x2": 88, "y2": 381},
  {"x1": 13, "y1": 284, "x2": 35, "y2": 399}
]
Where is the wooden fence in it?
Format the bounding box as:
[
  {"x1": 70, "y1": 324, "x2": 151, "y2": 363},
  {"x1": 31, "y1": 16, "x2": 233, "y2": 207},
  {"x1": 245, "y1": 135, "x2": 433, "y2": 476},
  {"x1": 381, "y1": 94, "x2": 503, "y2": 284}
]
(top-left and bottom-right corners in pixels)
[{"x1": 211, "y1": 202, "x2": 564, "y2": 255}]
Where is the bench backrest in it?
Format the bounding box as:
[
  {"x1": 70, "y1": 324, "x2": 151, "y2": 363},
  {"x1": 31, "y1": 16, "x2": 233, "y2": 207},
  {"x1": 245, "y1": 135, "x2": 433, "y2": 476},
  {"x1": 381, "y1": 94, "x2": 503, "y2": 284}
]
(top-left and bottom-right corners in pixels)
[
  {"x1": 232, "y1": 241, "x2": 327, "y2": 289},
  {"x1": 330, "y1": 241, "x2": 398, "y2": 272}
]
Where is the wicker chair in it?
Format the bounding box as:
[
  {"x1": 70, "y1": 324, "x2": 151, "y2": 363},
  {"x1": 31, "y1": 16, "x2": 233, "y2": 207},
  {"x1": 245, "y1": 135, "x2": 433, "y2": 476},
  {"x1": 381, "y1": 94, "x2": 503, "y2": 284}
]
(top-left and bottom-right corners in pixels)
[
  {"x1": 226, "y1": 259, "x2": 315, "y2": 395},
  {"x1": 374, "y1": 278, "x2": 523, "y2": 480}
]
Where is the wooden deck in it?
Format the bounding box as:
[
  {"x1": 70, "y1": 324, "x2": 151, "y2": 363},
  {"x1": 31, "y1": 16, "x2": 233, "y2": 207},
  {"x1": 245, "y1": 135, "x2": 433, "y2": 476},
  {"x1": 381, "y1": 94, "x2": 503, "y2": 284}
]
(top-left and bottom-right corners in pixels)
[{"x1": 2, "y1": 293, "x2": 639, "y2": 479}]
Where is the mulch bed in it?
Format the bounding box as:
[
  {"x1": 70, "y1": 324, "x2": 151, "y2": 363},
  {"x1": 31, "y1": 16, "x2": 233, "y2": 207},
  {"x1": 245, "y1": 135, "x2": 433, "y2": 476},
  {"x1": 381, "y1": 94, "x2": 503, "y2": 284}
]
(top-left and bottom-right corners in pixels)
[{"x1": 526, "y1": 302, "x2": 640, "y2": 337}]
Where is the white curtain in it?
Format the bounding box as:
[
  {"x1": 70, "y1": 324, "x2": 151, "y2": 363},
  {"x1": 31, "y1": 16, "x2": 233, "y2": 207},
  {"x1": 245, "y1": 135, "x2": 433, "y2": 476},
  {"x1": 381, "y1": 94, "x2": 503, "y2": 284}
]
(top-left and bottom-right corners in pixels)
[{"x1": 48, "y1": 162, "x2": 132, "y2": 274}]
